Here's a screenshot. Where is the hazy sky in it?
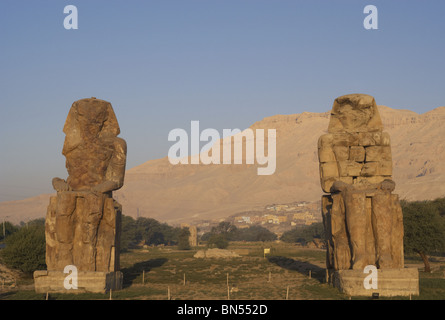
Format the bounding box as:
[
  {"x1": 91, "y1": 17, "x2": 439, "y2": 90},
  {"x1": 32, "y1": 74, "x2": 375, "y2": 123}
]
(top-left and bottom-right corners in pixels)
[{"x1": 1, "y1": 0, "x2": 445, "y2": 201}]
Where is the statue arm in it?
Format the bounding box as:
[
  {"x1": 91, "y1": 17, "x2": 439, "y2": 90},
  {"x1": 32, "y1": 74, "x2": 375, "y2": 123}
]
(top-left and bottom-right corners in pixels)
[
  {"x1": 378, "y1": 179, "x2": 396, "y2": 192},
  {"x1": 330, "y1": 180, "x2": 350, "y2": 193},
  {"x1": 52, "y1": 177, "x2": 70, "y2": 192},
  {"x1": 91, "y1": 138, "x2": 127, "y2": 193}
]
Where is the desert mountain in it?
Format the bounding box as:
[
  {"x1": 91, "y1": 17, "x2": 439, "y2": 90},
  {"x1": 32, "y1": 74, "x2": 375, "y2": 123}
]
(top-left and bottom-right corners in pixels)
[{"x1": 1, "y1": 105, "x2": 445, "y2": 225}]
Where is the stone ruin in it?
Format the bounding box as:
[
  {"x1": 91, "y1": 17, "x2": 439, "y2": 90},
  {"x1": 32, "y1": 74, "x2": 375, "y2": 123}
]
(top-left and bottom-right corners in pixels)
[
  {"x1": 319, "y1": 94, "x2": 419, "y2": 297},
  {"x1": 34, "y1": 98, "x2": 126, "y2": 293},
  {"x1": 181, "y1": 223, "x2": 198, "y2": 247}
]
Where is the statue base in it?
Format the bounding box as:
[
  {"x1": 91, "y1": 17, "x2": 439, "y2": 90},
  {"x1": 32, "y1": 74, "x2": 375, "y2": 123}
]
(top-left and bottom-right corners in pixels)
[
  {"x1": 33, "y1": 270, "x2": 123, "y2": 294},
  {"x1": 329, "y1": 268, "x2": 419, "y2": 297}
]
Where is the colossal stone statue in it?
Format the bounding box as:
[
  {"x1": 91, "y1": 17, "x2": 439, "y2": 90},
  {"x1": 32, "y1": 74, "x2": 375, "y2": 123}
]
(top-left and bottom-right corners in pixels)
[
  {"x1": 319, "y1": 94, "x2": 418, "y2": 296},
  {"x1": 319, "y1": 94, "x2": 403, "y2": 271},
  {"x1": 34, "y1": 97, "x2": 126, "y2": 293}
]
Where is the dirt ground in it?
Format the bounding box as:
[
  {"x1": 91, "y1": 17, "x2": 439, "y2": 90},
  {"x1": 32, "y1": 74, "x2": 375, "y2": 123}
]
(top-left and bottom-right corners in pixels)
[{"x1": 2, "y1": 244, "x2": 445, "y2": 300}]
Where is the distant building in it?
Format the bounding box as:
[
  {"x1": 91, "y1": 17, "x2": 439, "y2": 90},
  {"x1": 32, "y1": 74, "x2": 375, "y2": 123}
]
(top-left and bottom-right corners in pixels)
[
  {"x1": 234, "y1": 216, "x2": 251, "y2": 224},
  {"x1": 264, "y1": 214, "x2": 287, "y2": 224}
]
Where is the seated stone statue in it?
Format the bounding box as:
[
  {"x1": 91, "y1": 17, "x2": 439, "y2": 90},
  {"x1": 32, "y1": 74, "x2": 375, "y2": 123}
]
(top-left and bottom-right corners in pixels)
[
  {"x1": 45, "y1": 97, "x2": 127, "y2": 272},
  {"x1": 319, "y1": 94, "x2": 404, "y2": 271}
]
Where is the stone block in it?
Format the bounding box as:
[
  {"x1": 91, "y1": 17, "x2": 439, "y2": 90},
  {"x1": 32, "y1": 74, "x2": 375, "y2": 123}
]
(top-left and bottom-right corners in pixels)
[
  {"x1": 320, "y1": 162, "x2": 339, "y2": 178},
  {"x1": 361, "y1": 162, "x2": 379, "y2": 176},
  {"x1": 338, "y1": 161, "x2": 363, "y2": 177},
  {"x1": 331, "y1": 134, "x2": 349, "y2": 147},
  {"x1": 381, "y1": 146, "x2": 392, "y2": 161},
  {"x1": 358, "y1": 132, "x2": 381, "y2": 146},
  {"x1": 332, "y1": 133, "x2": 359, "y2": 147},
  {"x1": 380, "y1": 160, "x2": 393, "y2": 176},
  {"x1": 338, "y1": 176, "x2": 353, "y2": 185},
  {"x1": 318, "y1": 147, "x2": 336, "y2": 163},
  {"x1": 348, "y1": 133, "x2": 359, "y2": 146},
  {"x1": 33, "y1": 270, "x2": 123, "y2": 294},
  {"x1": 365, "y1": 146, "x2": 392, "y2": 162},
  {"x1": 349, "y1": 146, "x2": 365, "y2": 162},
  {"x1": 365, "y1": 146, "x2": 382, "y2": 162},
  {"x1": 318, "y1": 134, "x2": 334, "y2": 148},
  {"x1": 330, "y1": 268, "x2": 419, "y2": 297},
  {"x1": 333, "y1": 146, "x2": 350, "y2": 161}
]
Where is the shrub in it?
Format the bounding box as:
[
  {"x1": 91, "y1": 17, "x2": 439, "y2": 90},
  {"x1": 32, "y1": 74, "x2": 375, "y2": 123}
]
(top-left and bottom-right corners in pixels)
[
  {"x1": 0, "y1": 224, "x2": 46, "y2": 274},
  {"x1": 207, "y1": 234, "x2": 229, "y2": 249}
]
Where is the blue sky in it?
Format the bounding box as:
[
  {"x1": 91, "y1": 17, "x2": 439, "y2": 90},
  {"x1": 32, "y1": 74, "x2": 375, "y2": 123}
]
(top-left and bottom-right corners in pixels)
[{"x1": 1, "y1": 0, "x2": 445, "y2": 201}]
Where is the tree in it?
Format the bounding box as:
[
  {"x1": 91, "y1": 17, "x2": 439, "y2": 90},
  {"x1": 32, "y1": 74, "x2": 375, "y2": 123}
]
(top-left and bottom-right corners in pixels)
[
  {"x1": 431, "y1": 197, "x2": 445, "y2": 217},
  {"x1": 134, "y1": 217, "x2": 182, "y2": 246},
  {"x1": 0, "y1": 221, "x2": 18, "y2": 242},
  {"x1": 0, "y1": 224, "x2": 46, "y2": 274},
  {"x1": 207, "y1": 234, "x2": 229, "y2": 249},
  {"x1": 120, "y1": 215, "x2": 138, "y2": 251},
  {"x1": 280, "y1": 222, "x2": 325, "y2": 245},
  {"x1": 135, "y1": 217, "x2": 164, "y2": 245},
  {"x1": 119, "y1": 216, "x2": 183, "y2": 248},
  {"x1": 402, "y1": 200, "x2": 445, "y2": 272},
  {"x1": 203, "y1": 222, "x2": 237, "y2": 248},
  {"x1": 231, "y1": 225, "x2": 277, "y2": 242}
]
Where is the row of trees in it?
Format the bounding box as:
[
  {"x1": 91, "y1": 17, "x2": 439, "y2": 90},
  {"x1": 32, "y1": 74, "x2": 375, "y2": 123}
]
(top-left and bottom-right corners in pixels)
[
  {"x1": 120, "y1": 216, "x2": 183, "y2": 250},
  {"x1": 280, "y1": 222, "x2": 325, "y2": 244},
  {"x1": 2, "y1": 197, "x2": 445, "y2": 274},
  {"x1": 201, "y1": 222, "x2": 277, "y2": 249}
]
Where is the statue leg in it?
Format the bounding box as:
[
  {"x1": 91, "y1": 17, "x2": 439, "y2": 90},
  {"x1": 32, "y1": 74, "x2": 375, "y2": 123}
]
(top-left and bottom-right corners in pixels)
[
  {"x1": 55, "y1": 192, "x2": 77, "y2": 270},
  {"x1": 45, "y1": 196, "x2": 58, "y2": 270},
  {"x1": 330, "y1": 194, "x2": 351, "y2": 270},
  {"x1": 321, "y1": 195, "x2": 334, "y2": 269},
  {"x1": 390, "y1": 194, "x2": 404, "y2": 268},
  {"x1": 96, "y1": 197, "x2": 116, "y2": 272},
  {"x1": 372, "y1": 192, "x2": 394, "y2": 268},
  {"x1": 77, "y1": 193, "x2": 105, "y2": 271},
  {"x1": 344, "y1": 191, "x2": 368, "y2": 270}
]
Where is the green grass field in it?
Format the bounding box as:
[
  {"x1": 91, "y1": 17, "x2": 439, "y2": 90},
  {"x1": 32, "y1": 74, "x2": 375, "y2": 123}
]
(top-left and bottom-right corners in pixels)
[{"x1": 1, "y1": 242, "x2": 444, "y2": 300}]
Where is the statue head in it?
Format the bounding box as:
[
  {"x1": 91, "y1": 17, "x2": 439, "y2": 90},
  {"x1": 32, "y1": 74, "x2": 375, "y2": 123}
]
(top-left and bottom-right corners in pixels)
[
  {"x1": 62, "y1": 97, "x2": 120, "y2": 155},
  {"x1": 328, "y1": 94, "x2": 383, "y2": 133}
]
